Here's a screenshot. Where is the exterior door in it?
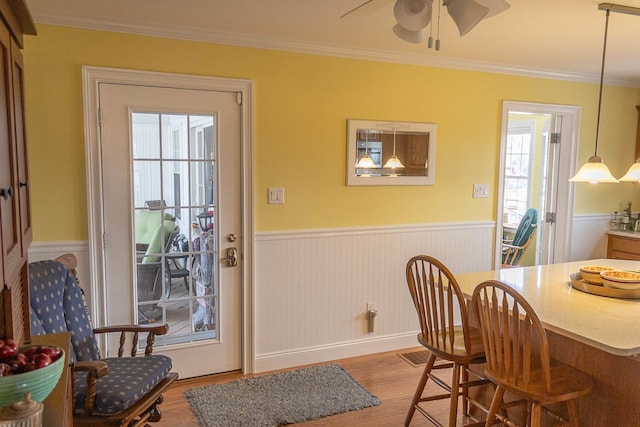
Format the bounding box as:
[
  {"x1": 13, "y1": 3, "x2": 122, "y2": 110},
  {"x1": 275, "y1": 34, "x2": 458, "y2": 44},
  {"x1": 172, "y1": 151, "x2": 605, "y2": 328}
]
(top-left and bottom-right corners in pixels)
[{"x1": 97, "y1": 82, "x2": 242, "y2": 378}]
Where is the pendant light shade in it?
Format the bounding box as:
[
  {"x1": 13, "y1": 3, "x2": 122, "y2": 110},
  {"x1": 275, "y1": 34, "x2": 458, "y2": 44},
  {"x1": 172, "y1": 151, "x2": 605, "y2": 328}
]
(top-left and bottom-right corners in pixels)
[
  {"x1": 619, "y1": 159, "x2": 640, "y2": 182},
  {"x1": 570, "y1": 7, "x2": 619, "y2": 184},
  {"x1": 569, "y1": 155, "x2": 619, "y2": 183},
  {"x1": 444, "y1": 0, "x2": 489, "y2": 36},
  {"x1": 383, "y1": 130, "x2": 405, "y2": 169},
  {"x1": 356, "y1": 155, "x2": 377, "y2": 169},
  {"x1": 384, "y1": 155, "x2": 405, "y2": 169},
  {"x1": 356, "y1": 130, "x2": 378, "y2": 169}
]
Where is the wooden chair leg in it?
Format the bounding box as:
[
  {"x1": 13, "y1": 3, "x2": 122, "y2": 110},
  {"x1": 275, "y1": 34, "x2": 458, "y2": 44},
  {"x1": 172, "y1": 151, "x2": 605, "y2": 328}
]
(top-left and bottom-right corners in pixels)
[
  {"x1": 566, "y1": 400, "x2": 579, "y2": 427},
  {"x1": 405, "y1": 353, "x2": 437, "y2": 426},
  {"x1": 461, "y1": 364, "x2": 469, "y2": 416},
  {"x1": 449, "y1": 363, "x2": 461, "y2": 427},
  {"x1": 530, "y1": 403, "x2": 542, "y2": 427},
  {"x1": 485, "y1": 385, "x2": 505, "y2": 426}
]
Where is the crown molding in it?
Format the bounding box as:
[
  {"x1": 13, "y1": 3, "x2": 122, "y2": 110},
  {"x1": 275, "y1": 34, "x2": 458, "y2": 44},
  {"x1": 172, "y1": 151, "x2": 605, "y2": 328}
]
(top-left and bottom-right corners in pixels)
[{"x1": 31, "y1": 11, "x2": 640, "y2": 88}]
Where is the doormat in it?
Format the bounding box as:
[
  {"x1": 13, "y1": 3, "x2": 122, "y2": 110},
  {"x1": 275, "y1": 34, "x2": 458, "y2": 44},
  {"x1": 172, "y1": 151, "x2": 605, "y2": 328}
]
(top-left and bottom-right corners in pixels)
[
  {"x1": 184, "y1": 364, "x2": 380, "y2": 426},
  {"x1": 398, "y1": 349, "x2": 431, "y2": 367}
]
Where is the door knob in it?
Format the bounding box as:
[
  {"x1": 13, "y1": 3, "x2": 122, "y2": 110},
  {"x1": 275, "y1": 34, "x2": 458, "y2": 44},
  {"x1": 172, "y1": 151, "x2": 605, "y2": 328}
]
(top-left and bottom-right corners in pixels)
[{"x1": 226, "y1": 247, "x2": 238, "y2": 267}]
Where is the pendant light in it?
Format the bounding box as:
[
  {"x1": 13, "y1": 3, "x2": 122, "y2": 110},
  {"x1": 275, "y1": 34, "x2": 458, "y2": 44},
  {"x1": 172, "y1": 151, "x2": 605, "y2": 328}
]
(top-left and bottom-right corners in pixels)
[
  {"x1": 383, "y1": 130, "x2": 405, "y2": 169},
  {"x1": 612, "y1": 4, "x2": 640, "y2": 182},
  {"x1": 356, "y1": 130, "x2": 377, "y2": 169},
  {"x1": 620, "y1": 159, "x2": 640, "y2": 181},
  {"x1": 569, "y1": 6, "x2": 619, "y2": 184}
]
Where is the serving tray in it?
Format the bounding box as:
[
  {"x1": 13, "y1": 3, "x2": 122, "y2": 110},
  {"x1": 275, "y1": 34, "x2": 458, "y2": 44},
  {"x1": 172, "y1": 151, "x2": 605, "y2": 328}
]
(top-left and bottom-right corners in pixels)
[{"x1": 569, "y1": 272, "x2": 640, "y2": 299}]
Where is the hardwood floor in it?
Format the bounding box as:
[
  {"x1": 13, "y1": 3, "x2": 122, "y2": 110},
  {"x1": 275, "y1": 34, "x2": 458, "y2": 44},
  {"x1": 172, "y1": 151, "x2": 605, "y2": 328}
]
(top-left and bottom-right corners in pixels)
[{"x1": 155, "y1": 348, "x2": 478, "y2": 427}]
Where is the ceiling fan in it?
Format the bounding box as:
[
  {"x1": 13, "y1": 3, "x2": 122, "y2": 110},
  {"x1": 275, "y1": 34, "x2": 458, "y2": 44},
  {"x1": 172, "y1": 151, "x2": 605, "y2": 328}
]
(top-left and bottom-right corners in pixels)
[{"x1": 341, "y1": 0, "x2": 510, "y2": 50}]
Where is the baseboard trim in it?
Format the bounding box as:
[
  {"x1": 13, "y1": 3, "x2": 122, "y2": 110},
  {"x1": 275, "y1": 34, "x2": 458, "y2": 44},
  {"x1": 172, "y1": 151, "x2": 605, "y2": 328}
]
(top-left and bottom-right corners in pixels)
[{"x1": 254, "y1": 332, "x2": 419, "y2": 373}]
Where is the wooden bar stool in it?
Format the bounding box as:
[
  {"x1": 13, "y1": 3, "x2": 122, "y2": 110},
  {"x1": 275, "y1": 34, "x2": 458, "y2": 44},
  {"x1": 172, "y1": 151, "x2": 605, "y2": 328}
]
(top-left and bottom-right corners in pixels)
[
  {"x1": 405, "y1": 255, "x2": 490, "y2": 427},
  {"x1": 472, "y1": 280, "x2": 594, "y2": 427}
]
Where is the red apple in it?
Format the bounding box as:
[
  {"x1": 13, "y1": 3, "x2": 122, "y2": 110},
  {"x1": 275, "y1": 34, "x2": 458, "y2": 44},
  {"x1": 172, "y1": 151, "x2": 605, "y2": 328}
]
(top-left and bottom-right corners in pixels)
[
  {"x1": 20, "y1": 346, "x2": 37, "y2": 359},
  {"x1": 0, "y1": 339, "x2": 18, "y2": 360},
  {"x1": 9, "y1": 353, "x2": 27, "y2": 374},
  {"x1": 31, "y1": 353, "x2": 52, "y2": 369},
  {"x1": 35, "y1": 345, "x2": 62, "y2": 362}
]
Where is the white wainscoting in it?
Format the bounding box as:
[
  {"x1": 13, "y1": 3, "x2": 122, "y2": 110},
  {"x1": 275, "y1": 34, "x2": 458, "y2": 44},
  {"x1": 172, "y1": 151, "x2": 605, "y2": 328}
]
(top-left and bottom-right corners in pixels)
[
  {"x1": 27, "y1": 215, "x2": 610, "y2": 373},
  {"x1": 569, "y1": 214, "x2": 609, "y2": 261},
  {"x1": 254, "y1": 221, "x2": 495, "y2": 372}
]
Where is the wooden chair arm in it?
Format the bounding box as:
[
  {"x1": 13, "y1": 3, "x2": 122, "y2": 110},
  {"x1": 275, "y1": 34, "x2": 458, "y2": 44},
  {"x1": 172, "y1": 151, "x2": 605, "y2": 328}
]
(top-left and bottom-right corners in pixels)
[
  {"x1": 93, "y1": 324, "x2": 169, "y2": 335},
  {"x1": 71, "y1": 360, "x2": 109, "y2": 415},
  {"x1": 93, "y1": 324, "x2": 169, "y2": 357},
  {"x1": 502, "y1": 242, "x2": 525, "y2": 250}
]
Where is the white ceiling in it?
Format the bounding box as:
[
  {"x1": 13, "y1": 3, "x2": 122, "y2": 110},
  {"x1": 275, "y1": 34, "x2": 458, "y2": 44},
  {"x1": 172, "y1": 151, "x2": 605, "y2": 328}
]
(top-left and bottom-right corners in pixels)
[{"x1": 24, "y1": 0, "x2": 640, "y2": 86}]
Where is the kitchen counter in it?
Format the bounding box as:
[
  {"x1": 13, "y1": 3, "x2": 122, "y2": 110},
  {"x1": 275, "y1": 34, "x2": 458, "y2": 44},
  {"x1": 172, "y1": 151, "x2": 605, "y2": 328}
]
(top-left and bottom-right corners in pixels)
[
  {"x1": 455, "y1": 258, "x2": 640, "y2": 356},
  {"x1": 456, "y1": 260, "x2": 640, "y2": 426},
  {"x1": 607, "y1": 229, "x2": 640, "y2": 239}
]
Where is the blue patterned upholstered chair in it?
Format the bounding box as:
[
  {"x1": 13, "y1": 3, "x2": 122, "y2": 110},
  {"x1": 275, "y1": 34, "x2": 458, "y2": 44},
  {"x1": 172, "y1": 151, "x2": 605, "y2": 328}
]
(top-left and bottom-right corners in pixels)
[{"x1": 29, "y1": 255, "x2": 178, "y2": 427}]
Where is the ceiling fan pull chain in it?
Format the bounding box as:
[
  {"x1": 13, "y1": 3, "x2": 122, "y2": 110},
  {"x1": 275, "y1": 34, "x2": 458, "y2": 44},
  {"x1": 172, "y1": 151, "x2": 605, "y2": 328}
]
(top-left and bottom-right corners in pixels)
[
  {"x1": 428, "y1": 1, "x2": 434, "y2": 48},
  {"x1": 436, "y1": 0, "x2": 441, "y2": 50}
]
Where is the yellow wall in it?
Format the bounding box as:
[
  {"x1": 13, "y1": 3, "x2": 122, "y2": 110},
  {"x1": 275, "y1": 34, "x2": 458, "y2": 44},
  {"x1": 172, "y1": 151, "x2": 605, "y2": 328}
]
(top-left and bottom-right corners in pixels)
[{"x1": 23, "y1": 25, "x2": 640, "y2": 241}]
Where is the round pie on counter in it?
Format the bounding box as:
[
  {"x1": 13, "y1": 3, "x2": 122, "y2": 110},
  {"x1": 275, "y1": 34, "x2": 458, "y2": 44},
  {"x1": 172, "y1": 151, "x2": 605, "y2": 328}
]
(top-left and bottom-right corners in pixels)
[
  {"x1": 579, "y1": 265, "x2": 615, "y2": 285},
  {"x1": 600, "y1": 270, "x2": 640, "y2": 290}
]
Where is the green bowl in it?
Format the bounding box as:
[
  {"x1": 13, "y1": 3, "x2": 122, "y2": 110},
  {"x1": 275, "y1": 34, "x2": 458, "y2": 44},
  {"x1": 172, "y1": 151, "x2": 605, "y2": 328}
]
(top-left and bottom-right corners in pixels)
[{"x1": 0, "y1": 346, "x2": 65, "y2": 407}]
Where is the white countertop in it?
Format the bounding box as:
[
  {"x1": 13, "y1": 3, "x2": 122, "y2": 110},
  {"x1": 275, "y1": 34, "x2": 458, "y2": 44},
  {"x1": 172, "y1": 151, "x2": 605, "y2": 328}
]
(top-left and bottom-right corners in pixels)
[
  {"x1": 455, "y1": 259, "x2": 640, "y2": 357},
  {"x1": 607, "y1": 230, "x2": 640, "y2": 239}
]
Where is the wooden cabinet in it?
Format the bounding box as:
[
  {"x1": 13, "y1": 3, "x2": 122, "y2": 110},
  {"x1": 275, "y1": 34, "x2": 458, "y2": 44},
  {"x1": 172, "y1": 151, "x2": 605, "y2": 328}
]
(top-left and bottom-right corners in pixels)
[
  {"x1": 607, "y1": 233, "x2": 640, "y2": 260},
  {"x1": 0, "y1": 0, "x2": 35, "y2": 343}
]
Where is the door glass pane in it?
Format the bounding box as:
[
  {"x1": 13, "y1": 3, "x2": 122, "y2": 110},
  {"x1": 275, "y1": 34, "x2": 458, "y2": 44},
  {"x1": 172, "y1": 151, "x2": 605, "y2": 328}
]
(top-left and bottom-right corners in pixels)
[{"x1": 131, "y1": 111, "x2": 218, "y2": 346}]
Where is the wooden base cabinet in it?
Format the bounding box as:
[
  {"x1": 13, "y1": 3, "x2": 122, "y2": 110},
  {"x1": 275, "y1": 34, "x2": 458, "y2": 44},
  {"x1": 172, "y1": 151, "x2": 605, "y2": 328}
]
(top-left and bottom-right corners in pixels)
[
  {"x1": 607, "y1": 233, "x2": 640, "y2": 260},
  {"x1": 0, "y1": 0, "x2": 36, "y2": 343}
]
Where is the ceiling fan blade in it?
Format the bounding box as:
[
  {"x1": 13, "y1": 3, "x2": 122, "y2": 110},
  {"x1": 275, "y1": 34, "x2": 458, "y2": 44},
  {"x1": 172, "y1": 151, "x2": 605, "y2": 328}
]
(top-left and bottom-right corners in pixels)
[{"x1": 340, "y1": 0, "x2": 392, "y2": 19}]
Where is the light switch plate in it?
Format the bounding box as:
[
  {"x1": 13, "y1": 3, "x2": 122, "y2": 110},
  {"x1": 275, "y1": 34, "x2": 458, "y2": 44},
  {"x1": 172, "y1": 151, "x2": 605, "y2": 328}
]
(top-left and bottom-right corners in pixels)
[
  {"x1": 473, "y1": 184, "x2": 489, "y2": 198},
  {"x1": 268, "y1": 187, "x2": 285, "y2": 204}
]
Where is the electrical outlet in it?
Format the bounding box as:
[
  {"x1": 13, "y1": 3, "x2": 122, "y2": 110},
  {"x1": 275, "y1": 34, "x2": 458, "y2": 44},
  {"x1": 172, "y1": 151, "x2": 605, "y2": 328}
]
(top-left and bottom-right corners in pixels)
[{"x1": 473, "y1": 183, "x2": 489, "y2": 198}]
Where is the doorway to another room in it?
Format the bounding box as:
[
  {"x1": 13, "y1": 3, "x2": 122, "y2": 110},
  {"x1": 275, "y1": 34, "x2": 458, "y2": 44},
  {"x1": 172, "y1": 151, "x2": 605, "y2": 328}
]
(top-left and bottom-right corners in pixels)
[{"x1": 496, "y1": 101, "x2": 579, "y2": 269}]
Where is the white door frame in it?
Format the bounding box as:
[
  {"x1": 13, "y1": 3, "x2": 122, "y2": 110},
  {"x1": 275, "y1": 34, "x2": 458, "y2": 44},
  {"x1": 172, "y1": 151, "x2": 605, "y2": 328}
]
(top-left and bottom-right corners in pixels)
[
  {"x1": 495, "y1": 101, "x2": 580, "y2": 268},
  {"x1": 81, "y1": 66, "x2": 255, "y2": 373}
]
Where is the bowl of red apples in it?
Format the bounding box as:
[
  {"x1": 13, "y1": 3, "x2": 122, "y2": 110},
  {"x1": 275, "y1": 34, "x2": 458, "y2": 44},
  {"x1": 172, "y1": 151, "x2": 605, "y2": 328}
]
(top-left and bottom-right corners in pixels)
[{"x1": 0, "y1": 339, "x2": 65, "y2": 407}]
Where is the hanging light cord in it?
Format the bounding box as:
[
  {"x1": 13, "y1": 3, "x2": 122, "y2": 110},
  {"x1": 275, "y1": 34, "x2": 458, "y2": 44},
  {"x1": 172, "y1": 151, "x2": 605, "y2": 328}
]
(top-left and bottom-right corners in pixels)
[
  {"x1": 594, "y1": 8, "x2": 610, "y2": 158},
  {"x1": 392, "y1": 130, "x2": 397, "y2": 155}
]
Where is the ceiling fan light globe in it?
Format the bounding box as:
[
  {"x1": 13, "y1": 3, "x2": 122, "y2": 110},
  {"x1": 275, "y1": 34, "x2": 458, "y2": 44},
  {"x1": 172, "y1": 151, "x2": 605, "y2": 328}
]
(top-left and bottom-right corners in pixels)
[
  {"x1": 393, "y1": 24, "x2": 426, "y2": 43},
  {"x1": 394, "y1": 0, "x2": 432, "y2": 31},
  {"x1": 445, "y1": 0, "x2": 490, "y2": 36}
]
